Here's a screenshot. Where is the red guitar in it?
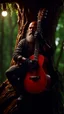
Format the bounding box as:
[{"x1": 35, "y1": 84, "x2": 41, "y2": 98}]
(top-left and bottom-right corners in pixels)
[{"x1": 24, "y1": 56, "x2": 47, "y2": 94}]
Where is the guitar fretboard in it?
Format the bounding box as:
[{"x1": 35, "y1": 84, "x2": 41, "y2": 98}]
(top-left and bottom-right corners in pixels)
[{"x1": 34, "y1": 40, "x2": 39, "y2": 61}]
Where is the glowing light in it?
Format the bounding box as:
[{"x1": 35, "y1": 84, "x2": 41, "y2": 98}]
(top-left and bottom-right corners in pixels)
[
  {"x1": 55, "y1": 37, "x2": 60, "y2": 46},
  {"x1": 1, "y1": 11, "x2": 8, "y2": 17},
  {"x1": 1, "y1": 3, "x2": 8, "y2": 17}
]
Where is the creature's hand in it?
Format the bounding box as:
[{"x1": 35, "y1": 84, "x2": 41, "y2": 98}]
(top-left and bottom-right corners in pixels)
[
  {"x1": 17, "y1": 56, "x2": 26, "y2": 65},
  {"x1": 31, "y1": 60, "x2": 39, "y2": 70},
  {"x1": 26, "y1": 59, "x2": 39, "y2": 71}
]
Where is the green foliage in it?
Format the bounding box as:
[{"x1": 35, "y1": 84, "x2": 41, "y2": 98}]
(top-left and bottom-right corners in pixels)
[
  {"x1": 54, "y1": 11, "x2": 64, "y2": 75},
  {"x1": 0, "y1": 4, "x2": 18, "y2": 83},
  {"x1": 7, "y1": 3, "x2": 18, "y2": 16},
  {"x1": 54, "y1": 11, "x2": 64, "y2": 110}
]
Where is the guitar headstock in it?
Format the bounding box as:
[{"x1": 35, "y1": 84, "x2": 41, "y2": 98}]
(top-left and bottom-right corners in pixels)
[{"x1": 37, "y1": 8, "x2": 48, "y2": 21}]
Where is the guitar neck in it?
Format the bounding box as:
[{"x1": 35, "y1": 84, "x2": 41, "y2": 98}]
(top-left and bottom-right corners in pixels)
[
  {"x1": 34, "y1": 8, "x2": 48, "y2": 61},
  {"x1": 34, "y1": 40, "x2": 39, "y2": 61}
]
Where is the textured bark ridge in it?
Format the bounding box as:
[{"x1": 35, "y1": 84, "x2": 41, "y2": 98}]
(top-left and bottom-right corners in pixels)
[{"x1": 0, "y1": 79, "x2": 18, "y2": 114}]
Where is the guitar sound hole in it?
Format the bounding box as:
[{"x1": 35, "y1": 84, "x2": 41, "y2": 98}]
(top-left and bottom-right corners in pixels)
[{"x1": 29, "y1": 76, "x2": 40, "y2": 81}]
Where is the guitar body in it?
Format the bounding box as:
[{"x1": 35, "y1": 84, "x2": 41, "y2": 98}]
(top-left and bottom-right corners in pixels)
[{"x1": 24, "y1": 54, "x2": 47, "y2": 94}]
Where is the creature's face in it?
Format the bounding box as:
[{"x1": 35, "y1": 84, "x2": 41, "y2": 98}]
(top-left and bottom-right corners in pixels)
[
  {"x1": 28, "y1": 21, "x2": 37, "y2": 35},
  {"x1": 26, "y1": 21, "x2": 37, "y2": 42}
]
